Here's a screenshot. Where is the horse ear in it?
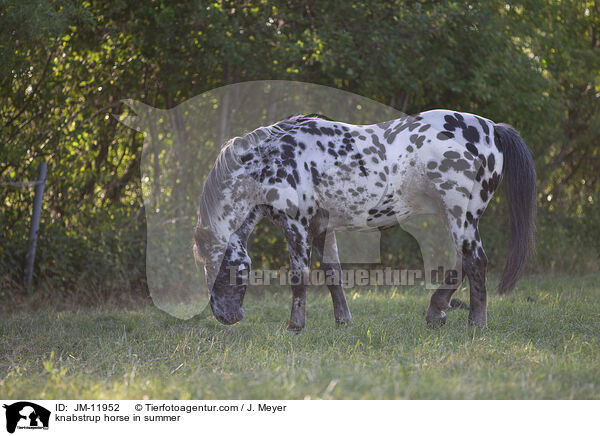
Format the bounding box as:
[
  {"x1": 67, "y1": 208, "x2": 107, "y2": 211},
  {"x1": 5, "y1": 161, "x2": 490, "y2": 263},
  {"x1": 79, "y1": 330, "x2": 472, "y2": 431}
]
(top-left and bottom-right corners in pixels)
[
  {"x1": 114, "y1": 99, "x2": 156, "y2": 132},
  {"x1": 194, "y1": 225, "x2": 208, "y2": 240}
]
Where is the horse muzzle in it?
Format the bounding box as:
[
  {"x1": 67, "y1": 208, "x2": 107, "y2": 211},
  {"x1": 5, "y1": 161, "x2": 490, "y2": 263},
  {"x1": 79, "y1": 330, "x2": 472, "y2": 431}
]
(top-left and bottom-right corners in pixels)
[
  {"x1": 213, "y1": 308, "x2": 245, "y2": 325},
  {"x1": 210, "y1": 296, "x2": 245, "y2": 325}
]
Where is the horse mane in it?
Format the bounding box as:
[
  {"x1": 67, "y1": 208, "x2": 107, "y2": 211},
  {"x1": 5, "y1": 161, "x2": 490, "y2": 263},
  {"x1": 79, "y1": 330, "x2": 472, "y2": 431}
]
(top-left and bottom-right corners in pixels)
[
  {"x1": 287, "y1": 112, "x2": 333, "y2": 121},
  {"x1": 198, "y1": 113, "x2": 332, "y2": 228},
  {"x1": 198, "y1": 124, "x2": 273, "y2": 228}
]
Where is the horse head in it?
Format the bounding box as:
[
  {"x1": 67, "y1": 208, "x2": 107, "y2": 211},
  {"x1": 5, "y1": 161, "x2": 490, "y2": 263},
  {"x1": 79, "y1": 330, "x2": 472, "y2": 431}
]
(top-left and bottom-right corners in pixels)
[{"x1": 194, "y1": 224, "x2": 250, "y2": 325}]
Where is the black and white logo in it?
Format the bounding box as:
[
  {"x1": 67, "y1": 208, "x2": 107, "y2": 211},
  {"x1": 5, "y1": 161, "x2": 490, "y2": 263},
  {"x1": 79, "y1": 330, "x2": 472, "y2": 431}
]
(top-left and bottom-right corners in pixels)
[{"x1": 3, "y1": 402, "x2": 50, "y2": 433}]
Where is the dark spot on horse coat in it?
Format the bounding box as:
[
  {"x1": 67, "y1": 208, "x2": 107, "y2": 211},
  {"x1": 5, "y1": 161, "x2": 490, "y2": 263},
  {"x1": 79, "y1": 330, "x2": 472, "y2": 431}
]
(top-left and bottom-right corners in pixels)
[
  {"x1": 410, "y1": 134, "x2": 425, "y2": 148},
  {"x1": 377, "y1": 120, "x2": 394, "y2": 130},
  {"x1": 456, "y1": 186, "x2": 472, "y2": 197},
  {"x1": 476, "y1": 116, "x2": 489, "y2": 134},
  {"x1": 462, "y1": 171, "x2": 475, "y2": 182},
  {"x1": 437, "y1": 131, "x2": 454, "y2": 140},
  {"x1": 443, "y1": 151, "x2": 461, "y2": 159},
  {"x1": 480, "y1": 189, "x2": 488, "y2": 202},
  {"x1": 240, "y1": 153, "x2": 253, "y2": 163},
  {"x1": 463, "y1": 126, "x2": 480, "y2": 143},
  {"x1": 462, "y1": 239, "x2": 477, "y2": 256},
  {"x1": 475, "y1": 165, "x2": 485, "y2": 182},
  {"x1": 281, "y1": 134, "x2": 297, "y2": 146},
  {"x1": 466, "y1": 143, "x2": 478, "y2": 156},
  {"x1": 479, "y1": 154, "x2": 487, "y2": 169},
  {"x1": 444, "y1": 114, "x2": 461, "y2": 130},
  {"x1": 266, "y1": 188, "x2": 279, "y2": 202},
  {"x1": 488, "y1": 154, "x2": 495, "y2": 171},
  {"x1": 476, "y1": 117, "x2": 490, "y2": 144},
  {"x1": 439, "y1": 158, "x2": 470, "y2": 172},
  {"x1": 320, "y1": 126, "x2": 335, "y2": 136},
  {"x1": 371, "y1": 135, "x2": 387, "y2": 159},
  {"x1": 310, "y1": 164, "x2": 320, "y2": 186},
  {"x1": 449, "y1": 205, "x2": 463, "y2": 225},
  {"x1": 488, "y1": 172, "x2": 501, "y2": 192}
]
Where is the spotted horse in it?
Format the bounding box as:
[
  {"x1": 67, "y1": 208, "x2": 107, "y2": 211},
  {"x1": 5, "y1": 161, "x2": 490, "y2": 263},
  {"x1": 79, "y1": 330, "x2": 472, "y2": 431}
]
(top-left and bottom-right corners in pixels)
[{"x1": 194, "y1": 109, "x2": 536, "y2": 330}]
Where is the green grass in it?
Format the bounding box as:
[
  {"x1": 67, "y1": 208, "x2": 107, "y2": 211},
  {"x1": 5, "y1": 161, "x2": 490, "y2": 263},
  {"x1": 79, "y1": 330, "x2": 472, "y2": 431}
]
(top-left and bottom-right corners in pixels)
[{"x1": 1, "y1": 274, "x2": 599, "y2": 399}]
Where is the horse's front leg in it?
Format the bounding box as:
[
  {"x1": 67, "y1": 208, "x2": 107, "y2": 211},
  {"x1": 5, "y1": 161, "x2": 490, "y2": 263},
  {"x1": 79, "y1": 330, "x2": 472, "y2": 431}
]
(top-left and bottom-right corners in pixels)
[
  {"x1": 284, "y1": 223, "x2": 312, "y2": 332},
  {"x1": 313, "y1": 230, "x2": 352, "y2": 326}
]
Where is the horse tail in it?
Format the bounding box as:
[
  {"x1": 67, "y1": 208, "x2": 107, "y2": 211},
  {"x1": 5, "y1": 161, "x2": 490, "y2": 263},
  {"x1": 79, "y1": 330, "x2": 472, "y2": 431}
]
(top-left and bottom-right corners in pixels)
[{"x1": 494, "y1": 123, "x2": 537, "y2": 294}]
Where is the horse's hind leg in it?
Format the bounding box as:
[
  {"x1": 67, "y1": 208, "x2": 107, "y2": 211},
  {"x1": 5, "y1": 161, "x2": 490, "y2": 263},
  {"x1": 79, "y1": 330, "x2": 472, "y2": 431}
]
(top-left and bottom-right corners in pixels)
[
  {"x1": 313, "y1": 231, "x2": 352, "y2": 326},
  {"x1": 462, "y1": 227, "x2": 488, "y2": 327},
  {"x1": 425, "y1": 203, "x2": 488, "y2": 327},
  {"x1": 426, "y1": 262, "x2": 465, "y2": 327}
]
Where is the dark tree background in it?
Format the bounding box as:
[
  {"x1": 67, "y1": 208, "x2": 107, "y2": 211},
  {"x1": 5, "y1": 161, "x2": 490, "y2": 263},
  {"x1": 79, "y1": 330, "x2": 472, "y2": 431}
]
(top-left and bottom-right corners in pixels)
[{"x1": 1, "y1": 0, "x2": 599, "y2": 295}]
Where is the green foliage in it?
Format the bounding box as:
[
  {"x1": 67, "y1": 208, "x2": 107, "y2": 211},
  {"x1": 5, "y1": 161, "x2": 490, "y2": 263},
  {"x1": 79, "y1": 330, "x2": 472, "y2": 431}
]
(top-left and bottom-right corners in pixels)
[{"x1": 1, "y1": 0, "x2": 598, "y2": 293}]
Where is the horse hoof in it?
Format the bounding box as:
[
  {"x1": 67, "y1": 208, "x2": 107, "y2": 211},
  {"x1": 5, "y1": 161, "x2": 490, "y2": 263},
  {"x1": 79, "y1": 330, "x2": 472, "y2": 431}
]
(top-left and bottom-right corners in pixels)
[
  {"x1": 426, "y1": 310, "x2": 446, "y2": 328},
  {"x1": 286, "y1": 324, "x2": 304, "y2": 333},
  {"x1": 467, "y1": 317, "x2": 487, "y2": 329},
  {"x1": 335, "y1": 317, "x2": 353, "y2": 327}
]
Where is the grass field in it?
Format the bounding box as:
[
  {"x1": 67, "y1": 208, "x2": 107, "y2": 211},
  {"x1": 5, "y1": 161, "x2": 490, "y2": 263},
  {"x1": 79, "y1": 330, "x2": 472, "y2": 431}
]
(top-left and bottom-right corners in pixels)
[{"x1": 1, "y1": 274, "x2": 599, "y2": 399}]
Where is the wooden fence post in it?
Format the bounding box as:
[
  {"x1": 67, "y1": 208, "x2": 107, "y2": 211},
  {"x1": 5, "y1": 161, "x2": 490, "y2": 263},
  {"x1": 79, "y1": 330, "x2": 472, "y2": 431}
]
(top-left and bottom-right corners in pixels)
[{"x1": 24, "y1": 162, "x2": 47, "y2": 292}]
